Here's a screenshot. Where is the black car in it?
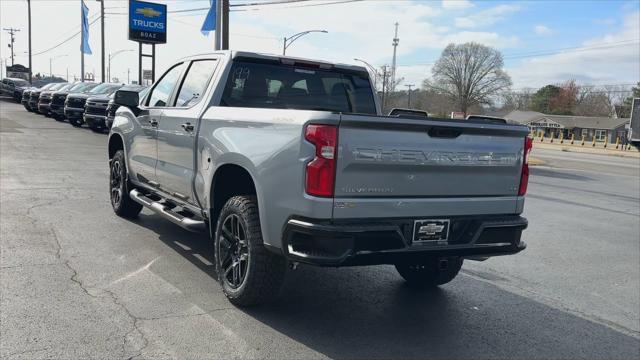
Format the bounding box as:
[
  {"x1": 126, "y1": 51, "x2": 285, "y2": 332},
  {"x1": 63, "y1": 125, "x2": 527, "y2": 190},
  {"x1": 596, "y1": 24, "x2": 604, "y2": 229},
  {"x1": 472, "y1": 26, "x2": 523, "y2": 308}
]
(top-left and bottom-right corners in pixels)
[
  {"x1": 1, "y1": 77, "x2": 29, "y2": 100},
  {"x1": 21, "y1": 87, "x2": 38, "y2": 110},
  {"x1": 105, "y1": 85, "x2": 148, "y2": 130},
  {"x1": 66, "y1": 83, "x2": 123, "y2": 127},
  {"x1": 38, "y1": 82, "x2": 70, "y2": 116},
  {"x1": 12, "y1": 83, "x2": 33, "y2": 102},
  {"x1": 28, "y1": 83, "x2": 65, "y2": 113},
  {"x1": 84, "y1": 93, "x2": 116, "y2": 132},
  {"x1": 50, "y1": 82, "x2": 98, "y2": 121}
]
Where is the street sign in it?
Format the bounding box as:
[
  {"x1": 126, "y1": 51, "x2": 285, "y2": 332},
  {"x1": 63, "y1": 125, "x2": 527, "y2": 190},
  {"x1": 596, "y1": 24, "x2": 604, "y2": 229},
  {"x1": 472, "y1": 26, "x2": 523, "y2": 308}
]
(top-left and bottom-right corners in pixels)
[
  {"x1": 142, "y1": 70, "x2": 152, "y2": 80},
  {"x1": 129, "y1": 0, "x2": 167, "y2": 44}
]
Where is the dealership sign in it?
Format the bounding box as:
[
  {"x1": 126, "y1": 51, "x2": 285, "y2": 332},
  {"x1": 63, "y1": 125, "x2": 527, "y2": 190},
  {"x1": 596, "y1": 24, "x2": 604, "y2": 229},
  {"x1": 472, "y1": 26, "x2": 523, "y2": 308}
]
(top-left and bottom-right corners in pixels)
[
  {"x1": 529, "y1": 118, "x2": 564, "y2": 129},
  {"x1": 129, "y1": 0, "x2": 167, "y2": 44}
]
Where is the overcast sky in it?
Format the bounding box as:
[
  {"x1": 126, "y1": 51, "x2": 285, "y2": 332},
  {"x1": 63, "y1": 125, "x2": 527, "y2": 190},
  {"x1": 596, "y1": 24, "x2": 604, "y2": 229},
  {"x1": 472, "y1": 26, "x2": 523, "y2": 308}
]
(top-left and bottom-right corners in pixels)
[{"x1": 0, "y1": 0, "x2": 638, "y2": 89}]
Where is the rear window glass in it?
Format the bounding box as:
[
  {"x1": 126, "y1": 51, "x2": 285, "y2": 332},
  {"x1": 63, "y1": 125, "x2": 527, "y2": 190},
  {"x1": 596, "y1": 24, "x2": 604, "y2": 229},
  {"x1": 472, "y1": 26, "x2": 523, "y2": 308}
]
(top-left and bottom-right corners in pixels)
[{"x1": 221, "y1": 60, "x2": 376, "y2": 114}]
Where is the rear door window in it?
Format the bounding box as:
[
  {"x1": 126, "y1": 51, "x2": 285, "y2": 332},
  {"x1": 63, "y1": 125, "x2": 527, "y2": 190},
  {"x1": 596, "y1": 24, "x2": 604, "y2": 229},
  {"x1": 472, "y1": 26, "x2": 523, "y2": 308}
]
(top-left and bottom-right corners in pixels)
[
  {"x1": 174, "y1": 60, "x2": 217, "y2": 107},
  {"x1": 221, "y1": 60, "x2": 376, "y2": 114},
  {"x1": 147, "y1": 63, "x2": 186, "y2": 107}
]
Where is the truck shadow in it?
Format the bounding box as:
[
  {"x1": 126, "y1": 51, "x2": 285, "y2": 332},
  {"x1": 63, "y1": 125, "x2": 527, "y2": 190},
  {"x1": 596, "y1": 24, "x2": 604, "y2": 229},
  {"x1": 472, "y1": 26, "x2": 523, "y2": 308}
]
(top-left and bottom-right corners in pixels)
[{"x1": 133, "y1": 213, "x2": 639, "y2": 359}]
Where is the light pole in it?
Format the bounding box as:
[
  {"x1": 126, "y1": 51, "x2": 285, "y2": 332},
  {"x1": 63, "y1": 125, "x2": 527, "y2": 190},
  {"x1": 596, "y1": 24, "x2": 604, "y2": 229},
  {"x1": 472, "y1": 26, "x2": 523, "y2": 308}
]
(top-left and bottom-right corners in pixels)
[
  {"x1": 283, "y1": 30, "x2": 327, "y2": 55},
  {"x1": 50, "y1": 54, "x2": 68, "y2": 78},
  {"x1": 405, "y1": 84, "x2": 414, "y2": 108},
  {"x1": 354, "y1": 58, "x2": 380, "y2": 89},
  {"x1": 108, "y1": 49, "x2": 133, "y2": 82}
]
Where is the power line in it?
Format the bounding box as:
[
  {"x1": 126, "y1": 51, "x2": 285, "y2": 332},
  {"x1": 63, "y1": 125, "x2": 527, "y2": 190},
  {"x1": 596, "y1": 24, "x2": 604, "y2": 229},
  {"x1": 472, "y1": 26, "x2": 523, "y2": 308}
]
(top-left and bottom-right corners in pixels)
[
  {"x1": 32, "y1": 16, "x2": 101, "y2": 56},
  {"x1": 394, "y1": 39, "x2": 640, "y2": 67}
]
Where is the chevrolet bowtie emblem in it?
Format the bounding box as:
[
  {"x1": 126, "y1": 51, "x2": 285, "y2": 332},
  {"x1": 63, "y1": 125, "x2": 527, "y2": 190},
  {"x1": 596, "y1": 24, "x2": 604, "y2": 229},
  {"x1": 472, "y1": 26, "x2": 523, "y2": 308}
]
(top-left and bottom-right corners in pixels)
[{"x1": 136, "y1": 7, "x2": 162, "y2": 18}]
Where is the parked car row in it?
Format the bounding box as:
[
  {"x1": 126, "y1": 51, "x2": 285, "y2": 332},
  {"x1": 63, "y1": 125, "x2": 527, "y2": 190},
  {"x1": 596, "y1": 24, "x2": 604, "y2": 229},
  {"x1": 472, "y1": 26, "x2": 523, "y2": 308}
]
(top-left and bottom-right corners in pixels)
[{"x1": 10, "y1": 80, "x2": 147, "y2": 133}]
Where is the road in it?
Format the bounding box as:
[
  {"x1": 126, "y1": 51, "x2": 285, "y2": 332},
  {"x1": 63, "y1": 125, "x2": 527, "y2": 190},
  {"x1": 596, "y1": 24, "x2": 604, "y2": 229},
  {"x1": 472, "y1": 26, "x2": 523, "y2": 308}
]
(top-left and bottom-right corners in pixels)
[{"x1": 1, "y1": 99, "x2": 639, "y2": 359}]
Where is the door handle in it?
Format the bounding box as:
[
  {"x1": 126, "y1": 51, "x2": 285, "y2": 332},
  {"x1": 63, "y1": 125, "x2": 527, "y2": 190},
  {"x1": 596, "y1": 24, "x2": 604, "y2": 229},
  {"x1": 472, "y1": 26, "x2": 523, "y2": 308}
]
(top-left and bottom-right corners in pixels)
[
  {"x1": 150, "y1": 119, "x2": 158, "y2": 127},
  {"x1": 181, "y1": 122, "x2": 194, "y2": 132}
]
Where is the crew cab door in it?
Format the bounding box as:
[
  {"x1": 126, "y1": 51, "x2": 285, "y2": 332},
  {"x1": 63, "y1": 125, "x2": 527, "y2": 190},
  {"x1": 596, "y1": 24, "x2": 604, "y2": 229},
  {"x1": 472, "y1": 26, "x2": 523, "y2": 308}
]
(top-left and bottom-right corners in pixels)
[
  {"x1": 131, "y1": 62, "x2": 187, "y2": 185},
  {"x1": 156, "y1": 59, "x2": 219, "y2": 204}
]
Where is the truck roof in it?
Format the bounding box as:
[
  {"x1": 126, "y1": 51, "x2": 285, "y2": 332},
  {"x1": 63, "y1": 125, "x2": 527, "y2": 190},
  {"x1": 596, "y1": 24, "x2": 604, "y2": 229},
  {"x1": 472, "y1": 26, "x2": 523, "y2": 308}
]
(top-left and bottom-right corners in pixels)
[{"x1": 176, "y1": 50, "x2": 369, "y2": 74}]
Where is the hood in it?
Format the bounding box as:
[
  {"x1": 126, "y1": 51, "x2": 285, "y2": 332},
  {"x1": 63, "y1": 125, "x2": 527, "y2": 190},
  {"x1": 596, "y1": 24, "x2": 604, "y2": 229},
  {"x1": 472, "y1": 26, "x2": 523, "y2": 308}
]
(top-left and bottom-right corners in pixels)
[
  {"x1": 53, "y1": 91, "x2": 70, "y2": 96},
  {"x1": 68, "y1": 93, "x2": 91, "y2": 100},
  {"x1": 86, "y1": 94, "x2": 111, "y2": 102}
]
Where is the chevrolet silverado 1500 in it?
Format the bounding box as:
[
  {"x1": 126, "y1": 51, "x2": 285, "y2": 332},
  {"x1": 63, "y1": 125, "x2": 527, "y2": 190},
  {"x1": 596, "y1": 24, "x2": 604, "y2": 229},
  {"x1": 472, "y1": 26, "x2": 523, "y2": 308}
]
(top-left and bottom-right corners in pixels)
[{"x1": 108, "y1": 51, "x2": 531, "y2": 306}]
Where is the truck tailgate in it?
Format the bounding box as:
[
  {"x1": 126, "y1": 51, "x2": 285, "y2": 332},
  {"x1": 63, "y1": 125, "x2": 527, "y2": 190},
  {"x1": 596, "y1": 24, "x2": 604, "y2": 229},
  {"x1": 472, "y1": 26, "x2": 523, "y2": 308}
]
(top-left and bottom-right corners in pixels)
[{"x1": 335, "y1": 114, "x2": 529, "y2": 198}]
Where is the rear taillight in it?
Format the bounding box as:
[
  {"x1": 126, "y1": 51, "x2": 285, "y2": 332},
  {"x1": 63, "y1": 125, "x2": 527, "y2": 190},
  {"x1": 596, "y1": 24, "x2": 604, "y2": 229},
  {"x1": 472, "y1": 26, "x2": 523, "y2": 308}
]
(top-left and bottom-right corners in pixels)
[
  {"x1": 304, "y1": 124, "x2": 338, "y2": 197},
  {"x1": 518, "y1": 136, "x2": 533, "y2": 196}
]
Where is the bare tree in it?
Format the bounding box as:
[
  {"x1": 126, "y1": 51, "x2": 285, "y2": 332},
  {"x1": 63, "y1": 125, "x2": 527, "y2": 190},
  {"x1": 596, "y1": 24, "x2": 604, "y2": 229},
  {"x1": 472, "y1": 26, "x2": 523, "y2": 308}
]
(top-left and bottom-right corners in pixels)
[{"x1": 428, "y1": 42, "x2": 512, "y2": 115}]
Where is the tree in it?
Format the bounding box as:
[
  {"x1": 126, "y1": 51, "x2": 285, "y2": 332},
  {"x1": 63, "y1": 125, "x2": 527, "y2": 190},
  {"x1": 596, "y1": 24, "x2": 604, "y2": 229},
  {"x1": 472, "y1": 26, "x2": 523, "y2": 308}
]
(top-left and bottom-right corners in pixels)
[
  {"x1": 531, "y1": 85, "x2": 561, "y2": 113},
  {"x1": 428, "y1": 42, "x2": 512, "y2": 115},
  {"x1": 548, "y1": 80, "x2": 578, "y2": 115}
]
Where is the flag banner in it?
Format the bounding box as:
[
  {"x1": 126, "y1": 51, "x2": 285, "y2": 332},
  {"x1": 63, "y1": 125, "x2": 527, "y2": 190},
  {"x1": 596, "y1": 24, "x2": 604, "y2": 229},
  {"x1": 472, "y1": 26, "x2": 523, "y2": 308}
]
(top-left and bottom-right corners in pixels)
[
  {"x1": 201, "y1": 0, "x2": 217, "y2": 35},
  {"x1": 81, "y1": 0, "x2": 92, "y2": 54}
]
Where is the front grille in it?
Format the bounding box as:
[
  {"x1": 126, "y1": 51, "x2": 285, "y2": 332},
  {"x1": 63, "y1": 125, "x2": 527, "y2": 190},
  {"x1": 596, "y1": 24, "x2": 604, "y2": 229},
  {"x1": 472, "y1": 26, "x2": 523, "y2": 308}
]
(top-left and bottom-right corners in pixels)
[
  {"x1": 85, "y1": 106, "x2": 106, "y2": 116},
  {"x1": 66, "y1": 98, "x2": 86, "y2": 108},
  {"x1": 52, "y1": 95, "x2": 66, "y2": 105}
]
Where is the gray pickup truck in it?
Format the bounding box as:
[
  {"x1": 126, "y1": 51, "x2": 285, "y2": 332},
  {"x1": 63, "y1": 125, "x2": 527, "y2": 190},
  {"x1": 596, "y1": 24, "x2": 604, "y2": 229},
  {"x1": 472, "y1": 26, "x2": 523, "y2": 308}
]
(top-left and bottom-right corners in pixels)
[{"x1": 108, "y1": 51, "x2": 531, "y2": 306}]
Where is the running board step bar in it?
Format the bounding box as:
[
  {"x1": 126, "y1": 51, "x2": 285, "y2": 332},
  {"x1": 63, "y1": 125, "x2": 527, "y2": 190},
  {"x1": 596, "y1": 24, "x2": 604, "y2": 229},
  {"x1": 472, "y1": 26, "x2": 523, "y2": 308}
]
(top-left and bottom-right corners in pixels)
[{"x1": 129, "y1": 189, "x2": 206, "y2": 233}]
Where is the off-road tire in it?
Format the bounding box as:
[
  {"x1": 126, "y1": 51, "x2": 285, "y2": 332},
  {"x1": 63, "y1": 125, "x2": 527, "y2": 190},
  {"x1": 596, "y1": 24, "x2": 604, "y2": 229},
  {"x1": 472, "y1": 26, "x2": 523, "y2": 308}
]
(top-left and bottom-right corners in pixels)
[
  {"x1": 214, "y1": 196, "x2": 287, "y2": 306},
  {"x1": 109, "y1": 150, "x2": 142, "y2": 218},
  {"x1": 395, "y1": 257, "x2": 463, "y2": 287},
  {"x1": 53, "y1": 115, "x2": 65, "y2": 122},
  {"x1": 69, "y1": 118, "x2": 83, "y2": 127},
  {"x1": 90, "y1": 125, "x2": 104, "y2": 133}
]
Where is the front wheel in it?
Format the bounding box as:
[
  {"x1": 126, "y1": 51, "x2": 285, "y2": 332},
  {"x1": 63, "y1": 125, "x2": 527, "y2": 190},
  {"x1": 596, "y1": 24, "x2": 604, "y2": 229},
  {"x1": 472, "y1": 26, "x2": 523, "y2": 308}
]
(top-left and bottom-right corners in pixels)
[
  {"x1": 109, "y1": 150, "x2": 142, "y2": 218},
  {"x1": 395, "y1": 257, "x2": 463, "y2": 287},
  {"x1": 214, "y1": 196, "x2": 287, "y2": 306},
  {"x1": 69, "y1": 118, "x2": 83, "y2": 127}
]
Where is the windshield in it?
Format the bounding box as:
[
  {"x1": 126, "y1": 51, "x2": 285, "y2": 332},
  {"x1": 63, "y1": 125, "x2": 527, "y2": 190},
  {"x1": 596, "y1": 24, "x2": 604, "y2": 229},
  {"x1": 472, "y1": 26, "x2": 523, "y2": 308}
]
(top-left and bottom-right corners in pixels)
[
  {"x1": 69, "y1": 82, "x2": 93, "y2": 92},
  {"x1": 39, "y1": 83, "x2": 57, "y2": 90},
  {"x1": 14, "y1": 80, "x2": 29, "y2": 87},
  {"x1": 88, "y1": 83, "x2": 121, "y2": 95},
  {"x1": 221, "y1": 60, "x2": 376, "y2": 114},
  {"x1": 49, "y1": 83, "x2": 68, "y2": 91},
  {"x1": 57, "y1": 84, "x2": 75, "y2": 91}
]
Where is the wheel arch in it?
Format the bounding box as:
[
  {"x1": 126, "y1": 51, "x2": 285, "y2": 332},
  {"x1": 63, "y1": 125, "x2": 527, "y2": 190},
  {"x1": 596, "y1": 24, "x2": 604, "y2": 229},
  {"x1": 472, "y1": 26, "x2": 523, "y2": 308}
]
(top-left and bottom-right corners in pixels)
[
  {"x1": 209, "y1": 163, "x2": 259, "y2": 228},
  {"x1": 108, "y1": 133, "x2": 125, "y2": 160}
]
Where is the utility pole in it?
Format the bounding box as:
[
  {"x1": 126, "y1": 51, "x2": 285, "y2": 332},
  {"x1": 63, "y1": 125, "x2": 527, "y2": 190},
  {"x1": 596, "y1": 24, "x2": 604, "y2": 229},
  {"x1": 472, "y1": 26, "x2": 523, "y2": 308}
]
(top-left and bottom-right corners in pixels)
[
  {"x1": 381, "y1": 65, "x2": 388, "y2": 112},
  {"x1": 28, "y1": 0, "x2": 32, "y2": 83},
  {"x1": 98, "y1": 0, "x2": 105, "y2": 82},
  {"x1": 3, "y1": 27, "x2": 20, "y2": 66},
  {"x1": 214, "y1": 0, "x2": 223, "y2": 50},
  {"x1": 405, "y1": 84, "x2": 414, "y2": 108},
  {"x1": 222, "y1": 0, "x2": 229, "y2": 50},
  {"x1": 391, "y1": 22, "x2": 399, "y2": 92}
]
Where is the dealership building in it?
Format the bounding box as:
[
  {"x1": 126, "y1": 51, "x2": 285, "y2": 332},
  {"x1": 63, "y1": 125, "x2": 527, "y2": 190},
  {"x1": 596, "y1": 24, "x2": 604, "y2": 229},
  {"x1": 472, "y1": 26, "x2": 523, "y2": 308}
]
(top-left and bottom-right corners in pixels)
[{"x1": 504, "y1": 110, "x2": 630, "y2": 143}]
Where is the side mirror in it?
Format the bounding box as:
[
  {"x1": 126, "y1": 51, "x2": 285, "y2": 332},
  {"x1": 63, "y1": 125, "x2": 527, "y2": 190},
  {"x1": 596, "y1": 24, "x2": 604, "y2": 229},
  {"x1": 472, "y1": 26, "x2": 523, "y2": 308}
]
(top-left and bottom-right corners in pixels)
[{"x1": 114, "y1": 89, "x2": 139, "y2": 109}]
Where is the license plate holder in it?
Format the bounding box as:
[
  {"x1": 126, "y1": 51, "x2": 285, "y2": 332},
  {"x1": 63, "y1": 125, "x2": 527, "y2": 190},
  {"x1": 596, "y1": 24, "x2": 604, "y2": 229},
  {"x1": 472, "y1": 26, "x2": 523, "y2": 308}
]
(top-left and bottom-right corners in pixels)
[{"x1": 412, "y1": 219, "x2": 450, "y2": 245}]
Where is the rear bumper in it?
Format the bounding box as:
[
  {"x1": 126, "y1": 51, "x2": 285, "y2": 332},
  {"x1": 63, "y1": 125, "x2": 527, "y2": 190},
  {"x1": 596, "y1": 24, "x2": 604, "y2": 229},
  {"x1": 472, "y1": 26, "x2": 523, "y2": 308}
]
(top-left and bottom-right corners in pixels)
[{"x1": 282, "y1": 215, "x2": 527, "y2": 266}]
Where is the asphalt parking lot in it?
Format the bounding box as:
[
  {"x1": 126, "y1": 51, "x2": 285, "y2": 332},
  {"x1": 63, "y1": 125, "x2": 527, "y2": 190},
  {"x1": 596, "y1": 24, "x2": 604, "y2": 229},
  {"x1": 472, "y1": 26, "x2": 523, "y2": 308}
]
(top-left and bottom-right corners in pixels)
[{"x1": 1, "y1": 98, "x2": 639, "y2": 359}]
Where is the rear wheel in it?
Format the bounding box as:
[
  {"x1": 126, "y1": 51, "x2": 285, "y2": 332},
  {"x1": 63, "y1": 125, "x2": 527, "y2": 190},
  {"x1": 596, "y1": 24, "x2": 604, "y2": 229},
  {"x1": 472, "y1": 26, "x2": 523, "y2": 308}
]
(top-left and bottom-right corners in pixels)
[
  {"x1": 214, "y1": 196, "x2": 287, "y2": 306},
  {"x1": 395, "y1": 257, "x2": 463, "y2": 287},
  {"x1": 109, "y1": 150, "x2": 142, "y2": 218}
]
